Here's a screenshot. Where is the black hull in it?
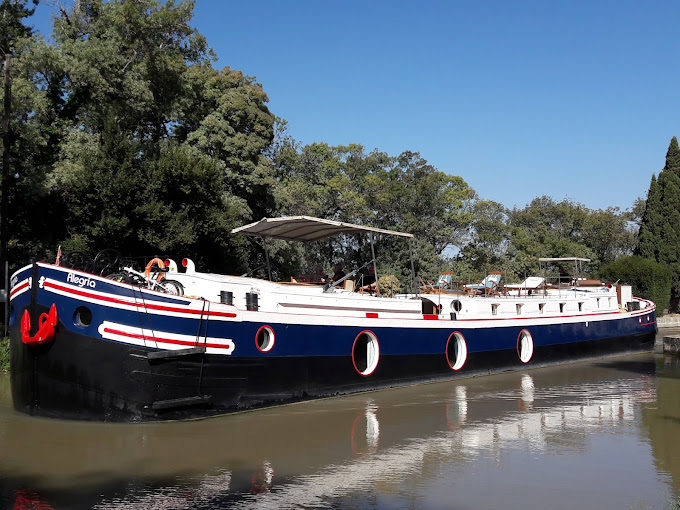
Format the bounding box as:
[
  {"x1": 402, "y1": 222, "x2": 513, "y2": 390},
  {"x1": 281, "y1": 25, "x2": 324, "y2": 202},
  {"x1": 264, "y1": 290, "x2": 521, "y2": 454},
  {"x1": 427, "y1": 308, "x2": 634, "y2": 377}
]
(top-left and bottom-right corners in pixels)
[{"x1": 10, "y1": 317, "x2": 656, "y2": 422}]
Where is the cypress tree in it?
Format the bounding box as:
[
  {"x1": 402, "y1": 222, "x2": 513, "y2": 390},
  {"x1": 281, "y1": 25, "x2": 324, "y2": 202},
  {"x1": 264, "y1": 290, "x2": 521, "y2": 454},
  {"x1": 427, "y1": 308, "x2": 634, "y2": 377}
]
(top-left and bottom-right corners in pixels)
[
  {"x1": 636, "y1": 174, "x2": 662, "y2": 260},
  {"x1": 635, "y1": 136, "x2": 680, "y2": 310}
]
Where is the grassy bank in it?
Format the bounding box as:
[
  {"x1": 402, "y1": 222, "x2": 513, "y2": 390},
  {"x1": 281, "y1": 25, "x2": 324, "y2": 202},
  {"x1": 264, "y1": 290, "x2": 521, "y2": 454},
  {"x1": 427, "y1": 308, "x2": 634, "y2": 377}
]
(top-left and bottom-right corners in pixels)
[{"x1": 0, "y1": 337, "x2": 9, "y2": 372}]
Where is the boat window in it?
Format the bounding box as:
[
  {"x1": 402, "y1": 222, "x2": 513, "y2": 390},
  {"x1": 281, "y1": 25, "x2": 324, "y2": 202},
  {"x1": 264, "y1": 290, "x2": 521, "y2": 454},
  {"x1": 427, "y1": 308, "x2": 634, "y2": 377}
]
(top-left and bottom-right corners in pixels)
[
  {"x1": 516, "y1": 304, "x2": 523, "y2": 315},
  {"x1": 539, "y1": 303, "x2": 545, "y2": 314},
  {"x1": 559, "y1": 303, "x2": 566, "y2": 313},
  {"x1": 518, "y1": 330, "x2": 534, "y2": 363},
  {"x1": 597, "y1": 298, "x2": 601, "y2": 308},
  {"x1": 491, "y1": 304, "x2": 499, "y2": 315},
  {"x1": 74, "y1": 306, "x2": 93, "y2": 327},
  {"x1": 353, "y1": 331, "x2": 380, "y2": 376},
  {"x1": 578, "y1": 302, "x2": 584, "y2": 312},
  {"x1": 446, "y1": 331, "x2": 467, "y2": 371},
  {"x1": 256, "y1": 325, "x2": 275, "y2": 352}
]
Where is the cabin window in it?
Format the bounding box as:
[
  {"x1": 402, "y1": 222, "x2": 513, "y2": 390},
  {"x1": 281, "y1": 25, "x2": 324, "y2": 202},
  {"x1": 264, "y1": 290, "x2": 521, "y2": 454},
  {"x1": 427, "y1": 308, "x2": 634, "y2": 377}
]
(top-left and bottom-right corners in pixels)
[
  {"x1": 608, "y1": 297, "x2": 613, "y2": 307},
  {"x1": 578, "y1": 302, "x2": 584, "y2": 312},
  {"x1": 559, "y1": 303, "x2": 566, "y2": 313},
  {"x1": 492, "y1": 304, "x2": 499, "y2": 315},
  {"x1": 597, "y1": 298, "x2": 600, "y2": 308},
  {"x1": 539, "y1": 303, "x2": 545, "y2": 314},
  {"x1": 516, "y1": 304, "x2": 523, "y2": 315}
]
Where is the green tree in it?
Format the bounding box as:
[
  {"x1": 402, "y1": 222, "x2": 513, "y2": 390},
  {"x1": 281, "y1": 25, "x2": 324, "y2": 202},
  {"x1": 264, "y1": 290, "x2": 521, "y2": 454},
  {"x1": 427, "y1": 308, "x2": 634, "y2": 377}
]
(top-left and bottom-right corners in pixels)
[
  {"x1": 181, "y1": 65, "x2": 275, "y2": 219},
  {"x1": 136, "y1": 143, "x2": 251, "y2": 271},
  {"x1": 507, "y1": 196, "x2": 595, "y2": 271},
  {"x1": 583, "y1": 206, "x2": 635, "y2": 262},
  {"x1": 598, "y1": 256, "x2": 671, "y2": 314},
  {"x1": 51, "y1": 0, "x2": 211, "y2": 143},
  {"x1": 0, "y1": 0, "x2": 37, "y2": 55},
  {"x1": 271, "y1": 141, "x2": 476, "y2": 284},
  {"x1": 4, "y1": 0, "x2": 276, "y2": 274},
  {"x1": 636, "y1": 137, "x2": 680, "y2": 309},
  {"x1": 461, "y1": 199, "x2": 509, "y2": 269}
]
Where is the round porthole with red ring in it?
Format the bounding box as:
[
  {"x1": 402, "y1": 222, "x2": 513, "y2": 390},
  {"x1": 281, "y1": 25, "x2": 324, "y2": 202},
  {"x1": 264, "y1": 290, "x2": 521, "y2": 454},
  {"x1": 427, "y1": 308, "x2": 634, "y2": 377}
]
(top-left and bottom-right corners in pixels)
[
  {"x1": 446, "y1": 331, "x2": 467, "y2": 371},
  {"x1": 352, "y1": 330, "x2": 380, "y2": 376},
  {"x1": 255, "y1": 325, "x2": 275, "y2": 352},
  {"x1": 517, "y1": 329, "x2": 534, "y2": 363}
]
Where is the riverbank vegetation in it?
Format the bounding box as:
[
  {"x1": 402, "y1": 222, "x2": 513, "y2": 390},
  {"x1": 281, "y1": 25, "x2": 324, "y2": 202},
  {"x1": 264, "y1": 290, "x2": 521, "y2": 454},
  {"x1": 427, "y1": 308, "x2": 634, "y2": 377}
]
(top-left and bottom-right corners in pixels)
[
  {"x1": 0, "y1": 337, "x2": 8, "y2": 372},
  {"x1": 0, "y1": 1, "x2": 676, "y2": 310}
]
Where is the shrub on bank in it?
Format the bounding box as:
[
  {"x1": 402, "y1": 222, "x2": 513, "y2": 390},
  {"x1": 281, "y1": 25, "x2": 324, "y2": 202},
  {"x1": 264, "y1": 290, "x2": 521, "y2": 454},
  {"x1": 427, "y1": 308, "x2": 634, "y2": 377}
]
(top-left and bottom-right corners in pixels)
[
  {"x1": 598, "y1": 256, "x2": 671, "y2": 314},
  {"x1": 0, "y1": 337, "x2": 8, "y2": 372}
]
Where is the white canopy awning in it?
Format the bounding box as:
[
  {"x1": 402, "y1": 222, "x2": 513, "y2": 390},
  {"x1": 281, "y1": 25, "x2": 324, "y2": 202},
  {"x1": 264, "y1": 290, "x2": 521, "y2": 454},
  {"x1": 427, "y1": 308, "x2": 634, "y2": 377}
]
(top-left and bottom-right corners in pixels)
[{"x1": 231, "y1": 216, "x2": 414, "y2": 242}]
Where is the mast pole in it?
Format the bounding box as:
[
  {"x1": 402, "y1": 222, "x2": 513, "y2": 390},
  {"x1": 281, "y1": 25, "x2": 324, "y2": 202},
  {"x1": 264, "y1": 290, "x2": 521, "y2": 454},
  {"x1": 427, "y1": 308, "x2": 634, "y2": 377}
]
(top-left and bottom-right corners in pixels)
[{"x1": 1, "y1": 54, "x2": 11, "y2": 335}]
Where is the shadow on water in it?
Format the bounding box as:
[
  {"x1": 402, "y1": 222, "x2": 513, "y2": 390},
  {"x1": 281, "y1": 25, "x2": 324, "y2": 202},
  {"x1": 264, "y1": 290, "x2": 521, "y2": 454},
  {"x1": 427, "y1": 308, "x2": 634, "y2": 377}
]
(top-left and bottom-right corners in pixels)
[
  {"x1": 592, "y1": 358, "x2": 658, "y2": 377},
  {"x1": 1, "y1": 347, "x2": 679, "y2": 509}
]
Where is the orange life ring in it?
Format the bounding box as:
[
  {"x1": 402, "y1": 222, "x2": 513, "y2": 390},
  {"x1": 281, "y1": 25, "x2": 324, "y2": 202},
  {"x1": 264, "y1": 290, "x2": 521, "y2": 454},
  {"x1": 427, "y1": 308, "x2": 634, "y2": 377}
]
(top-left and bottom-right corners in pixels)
[{"x1": 144, "y1": 258, "x2": 166, "y2": 282}]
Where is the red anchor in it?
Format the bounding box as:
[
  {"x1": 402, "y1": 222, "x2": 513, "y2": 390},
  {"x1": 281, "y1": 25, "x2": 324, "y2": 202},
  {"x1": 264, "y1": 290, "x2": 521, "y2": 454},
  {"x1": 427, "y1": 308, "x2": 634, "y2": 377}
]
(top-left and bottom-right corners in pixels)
[{"x1": 21, "y1": 303, "x2": 58, "y2": 345}]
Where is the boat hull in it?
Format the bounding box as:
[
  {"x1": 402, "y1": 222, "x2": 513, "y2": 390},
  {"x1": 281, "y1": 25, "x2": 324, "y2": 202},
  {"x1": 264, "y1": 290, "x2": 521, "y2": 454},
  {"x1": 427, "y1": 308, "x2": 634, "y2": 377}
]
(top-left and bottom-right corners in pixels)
[{"x1": 9, "y1": 263, "x2": 657, "y2": 422}]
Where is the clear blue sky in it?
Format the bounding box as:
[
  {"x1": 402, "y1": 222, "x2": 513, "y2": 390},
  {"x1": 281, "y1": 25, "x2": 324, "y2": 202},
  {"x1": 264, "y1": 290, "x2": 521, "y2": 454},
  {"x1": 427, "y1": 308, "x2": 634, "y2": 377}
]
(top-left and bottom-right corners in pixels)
[{"x1": 31, "y1": 1, "x2": 680, "y2": 211}]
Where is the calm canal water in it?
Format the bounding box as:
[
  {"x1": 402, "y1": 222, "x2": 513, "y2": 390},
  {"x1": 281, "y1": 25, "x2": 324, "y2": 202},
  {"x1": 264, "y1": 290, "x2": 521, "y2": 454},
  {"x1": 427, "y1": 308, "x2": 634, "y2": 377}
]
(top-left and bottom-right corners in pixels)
[{"x1": 2, "y1": 331, "x2": 680, "y2": 509}]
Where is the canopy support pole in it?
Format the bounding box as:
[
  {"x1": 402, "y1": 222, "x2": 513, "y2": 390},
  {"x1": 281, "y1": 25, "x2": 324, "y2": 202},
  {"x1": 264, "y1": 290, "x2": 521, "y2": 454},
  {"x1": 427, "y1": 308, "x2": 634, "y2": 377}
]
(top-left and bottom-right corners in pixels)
[
  {"x1": 261, "y1": 236, "x2": 272, "y2": 281},
  {"x1": 369, "y1": 234, "x2": 379, "y2": 297},
  {"x1": 409, "y1": 239, "x2": 416, "y2": 296}
]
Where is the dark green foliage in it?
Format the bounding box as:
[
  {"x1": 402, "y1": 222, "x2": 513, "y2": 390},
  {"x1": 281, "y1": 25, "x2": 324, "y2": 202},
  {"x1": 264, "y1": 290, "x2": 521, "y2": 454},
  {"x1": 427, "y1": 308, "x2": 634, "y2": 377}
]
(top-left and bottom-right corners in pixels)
[
  {"x1": 3, "y1": 0, "x2": 276, "y2": 274},
  {"x1": 270, "y1": 140, "x2": 476, "y2": 285},
  {"x1": 135, "y1": 144, "x2": 251, "y2": 272},
  {"x1": 598, "y1": 256, "x2": 671, "y2": 314},
  {"x1": 0, "y1": 336, "x2": 8, "y2": 372},
  {"x1": 0, "y1": 0, "x2": 37, "y2": 55},
  {"x1": 636, "y1": 137, "x2": 680, "y2": 310}
]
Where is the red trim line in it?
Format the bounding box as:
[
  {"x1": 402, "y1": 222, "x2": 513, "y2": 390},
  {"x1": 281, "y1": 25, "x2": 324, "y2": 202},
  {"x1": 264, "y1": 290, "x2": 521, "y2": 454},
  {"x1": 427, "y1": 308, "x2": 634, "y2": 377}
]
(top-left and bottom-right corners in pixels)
[
  {"x1": 423, "y1": 314, "x2": 439, "y2": 320},
  {"x1": 46, "y1": 281, "x2": 236, "y2": 318},
  {"x1": 366, "y1": 312, "x2": 379, "y2": 318},
  {"x1": 103, "y1": 327, "x2": 230, "y2": 349},
  {"x1": 10, "y1": 280, "x2": 29, "y2": 298}
]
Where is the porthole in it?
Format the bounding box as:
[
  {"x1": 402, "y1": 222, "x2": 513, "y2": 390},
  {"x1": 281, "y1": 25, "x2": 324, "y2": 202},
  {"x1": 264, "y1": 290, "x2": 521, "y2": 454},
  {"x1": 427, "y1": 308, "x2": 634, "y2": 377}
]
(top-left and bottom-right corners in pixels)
[
  {"x1": 255, "y1": 325, "x2": 275, "y2": 352},
  {"x1": 74, "y1": 306, "x2": 92, "y2": 327},
  {"x1": 352, "y1": 330, "x2": 380, "y2": 376},
  {"x1": 446, "y1": 331, "x2": 467, "y2": 371},
  {"x1": 517, "y1": 329, "x2": 534, "y2": 363},
  {"x1": 451, "y1": 300, "x2": 462, "y2": 313}
]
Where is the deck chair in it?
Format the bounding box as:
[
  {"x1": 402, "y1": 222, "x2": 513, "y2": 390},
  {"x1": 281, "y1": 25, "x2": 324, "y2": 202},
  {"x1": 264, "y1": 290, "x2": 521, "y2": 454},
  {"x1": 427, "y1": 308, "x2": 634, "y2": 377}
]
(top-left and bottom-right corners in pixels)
[
  {"x1": 437, "y1": 273, "x2": 453, "y2": 288},
  {"x1": 420, "y1": 272, "x2": 454, "y2": 294},
  {"x1": 465, "y1": 272, "x2": 502, "y2": 295},
  {"x1": 504, "y1": 276, "x2": 544, "y2": 295}
]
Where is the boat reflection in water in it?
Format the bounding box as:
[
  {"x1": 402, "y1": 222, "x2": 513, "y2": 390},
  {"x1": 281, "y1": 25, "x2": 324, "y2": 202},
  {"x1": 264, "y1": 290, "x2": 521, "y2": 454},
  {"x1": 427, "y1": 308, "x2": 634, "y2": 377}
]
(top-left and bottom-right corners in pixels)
[{"x1": 0, "y1": 354, "x2": 672, "y2": 509}]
